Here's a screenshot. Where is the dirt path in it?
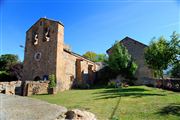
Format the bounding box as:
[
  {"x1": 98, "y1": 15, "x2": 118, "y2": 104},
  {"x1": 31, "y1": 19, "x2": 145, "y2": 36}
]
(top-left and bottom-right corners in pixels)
[{"x1": 0, "y1": 94, "x2": 67, "y2": 120}]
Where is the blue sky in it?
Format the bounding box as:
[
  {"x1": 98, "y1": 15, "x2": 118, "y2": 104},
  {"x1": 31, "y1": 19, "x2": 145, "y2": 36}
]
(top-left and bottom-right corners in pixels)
[{"x1": 0, "y1": 0, "x2": 180, "y2": 61}]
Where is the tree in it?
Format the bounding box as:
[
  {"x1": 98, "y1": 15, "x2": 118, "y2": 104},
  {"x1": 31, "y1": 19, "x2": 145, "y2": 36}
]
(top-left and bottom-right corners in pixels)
[
  {"x1": 0, "y1": 71, "x2": 10, "y2": 81},
  {"x1": 169, "y1": 31, "x2": 180, "y2": 63},
  {"x1": 83, "y1": 51, "x2": 107, "y2": 62},
  {"x1": 107, "y1": 41, "x2": 138, "y2": 82},
  {"x1": 0, "y1": 54, "x2": 21, "y2": 81},
  {"x1": 145, "y1": 37, "x2": 169, "y2": 78},
  {"x1": 170, "y1": 62, "x2": 180, "y2": 78},
  {"x1": 0, "y1": 54, "x2": 19, "y2": 71},
  {"x1": 96, "y1": 54, "x2": 108, "y2": 62},
  {"x1": 83, "y1": 51, "x2": 97, "y2": 62},
  {"x1": 145, "y1": 32, "x2": 180, "y2": 78}
]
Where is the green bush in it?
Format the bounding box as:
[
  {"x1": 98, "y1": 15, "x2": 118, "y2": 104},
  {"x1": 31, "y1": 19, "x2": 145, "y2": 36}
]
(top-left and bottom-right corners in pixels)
[{"x1": 49, "y1": 74, "x2": 56, "y2": 88}]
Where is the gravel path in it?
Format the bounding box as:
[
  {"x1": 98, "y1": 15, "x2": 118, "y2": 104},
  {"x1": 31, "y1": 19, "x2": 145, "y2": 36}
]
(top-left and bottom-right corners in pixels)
[{"x1": 0, "y1": 94, "x2": 67, "y2": 120}]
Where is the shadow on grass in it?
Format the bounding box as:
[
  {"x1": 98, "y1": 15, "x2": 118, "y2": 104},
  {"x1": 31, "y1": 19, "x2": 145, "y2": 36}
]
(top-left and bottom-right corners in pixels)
[
  {"x1": 32, "y1": 93, "x2": 49, "y2": 96},
  {"x1": 157, "y1": 103, "x2": 180, "y2": 117},
  {"x1": 94, "y1": 87, "x2": 166, "y2": 99},
  {"x1": 109, "y1": 96, "x2": 121, "y2": 120}
]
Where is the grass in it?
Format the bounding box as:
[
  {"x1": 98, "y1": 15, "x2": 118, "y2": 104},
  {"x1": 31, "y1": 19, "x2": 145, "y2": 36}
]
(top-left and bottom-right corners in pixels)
[{"x1": 31, "y1": 86, "x2": 180, "y2": 120}]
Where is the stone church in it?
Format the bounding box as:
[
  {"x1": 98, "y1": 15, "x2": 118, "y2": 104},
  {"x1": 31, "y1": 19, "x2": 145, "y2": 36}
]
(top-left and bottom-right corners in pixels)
[
  {"x1": 107, "y1": 37, "x2": 153, "y2": 85},
  {"x1": 22, "y1": 17, "x2": 153, "y2": 92},
  {"x1": 22, "y1": 18, "x2": 101, "y2": 91}
]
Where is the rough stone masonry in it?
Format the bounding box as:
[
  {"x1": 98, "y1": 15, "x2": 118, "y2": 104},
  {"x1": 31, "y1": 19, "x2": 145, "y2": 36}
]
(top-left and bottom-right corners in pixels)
[{"x1": 22, "y1": 18, "x2": 101, "y2": 93}]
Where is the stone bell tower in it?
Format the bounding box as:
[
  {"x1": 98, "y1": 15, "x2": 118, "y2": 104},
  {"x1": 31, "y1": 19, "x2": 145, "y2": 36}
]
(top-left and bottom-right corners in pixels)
[{"x1": 23, "y1": 18, "x2": 64, "y2": 91}]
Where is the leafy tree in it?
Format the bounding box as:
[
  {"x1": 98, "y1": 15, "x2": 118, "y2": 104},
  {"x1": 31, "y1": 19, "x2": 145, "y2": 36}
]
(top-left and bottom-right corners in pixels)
[
  {"x1": 169, "y1": 31, "x2": 180, "y2": 63},
  {"x1": 145, "y1": 32, "x2": 180, "y2": 78},
  {"x1": 96, "y1": 54, "x2": 108, "y2": 62},
  {"x1": 108, "y1": 42, "x2": 131, "y2": 71},
  {"x1": 83, "y1": 51, "x2": 107, "y2": 62},
  {"x1": 170, "y1": 62, "x2": 180, "y2": 78},
  {"x1": 0, "y1": 54, "x2": 21, "y2": 81},
  {"x1": 83, "y1": 51, "x2": 97, "y2": 62},
  {"x1": 0, "y1": 71, "x2": 10, "y2": 81},
  {"x1": 145, "y1": 37, "x2": 169, "y2": 78},
  {"x1": 107, "y1": 41, "x2": 138, "y2": 82},
  {"x1": 125, "y1": 59, "x2": 138, "y2": 78},
  {"x1": 168, "y1": 32, "x2": 180, "y2": 78},
  {"x1": 0, "y1": 54, "x2": 19, "y2": 71}
]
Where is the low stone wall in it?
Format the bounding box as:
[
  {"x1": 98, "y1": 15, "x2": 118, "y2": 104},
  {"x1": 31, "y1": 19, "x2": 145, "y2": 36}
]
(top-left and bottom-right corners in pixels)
[
  {"x1": 23, "y1": 81, "x2": 49, "y2": 96},
  {"x1": 0, "y1": 81, "x2": 22, "y2": 95},
  {"x1": 155, "y1": 78, "x2": 180, "y2": 92}
]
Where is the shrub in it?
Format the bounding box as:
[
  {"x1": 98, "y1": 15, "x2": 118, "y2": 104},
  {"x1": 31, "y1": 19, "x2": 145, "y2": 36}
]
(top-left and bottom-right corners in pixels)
[{"x1": 48, "y1": 74, "x2": 56, "y2": 88}]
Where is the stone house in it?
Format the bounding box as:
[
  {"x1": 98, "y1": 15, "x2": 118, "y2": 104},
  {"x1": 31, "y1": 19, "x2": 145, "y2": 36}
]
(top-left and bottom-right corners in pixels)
[
  {"x1": 22, "y1": 18, "x2": 101, "y2": 91},
  {"x1": 107, "y1": 37, "x2": 153, "y2": 85}
]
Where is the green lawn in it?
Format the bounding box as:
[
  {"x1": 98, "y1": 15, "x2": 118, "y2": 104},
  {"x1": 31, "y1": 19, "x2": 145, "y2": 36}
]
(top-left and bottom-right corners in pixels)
[{"x1": 31, "y1": 86, "x2": 180, "y2": 120}]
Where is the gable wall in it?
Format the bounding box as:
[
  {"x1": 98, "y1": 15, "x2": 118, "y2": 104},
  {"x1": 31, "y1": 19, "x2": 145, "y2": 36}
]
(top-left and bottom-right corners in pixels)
[
  {"x1": 121, "y1": 38, "x2": 153, "y2": 85},
  {"x1": 23, "y1": 19, "x2": 59, "y2": 81}
]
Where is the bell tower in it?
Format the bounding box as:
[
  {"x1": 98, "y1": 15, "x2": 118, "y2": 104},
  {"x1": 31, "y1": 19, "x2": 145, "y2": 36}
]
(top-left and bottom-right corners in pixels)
[{"x1": 22, "y1": 18, "x2": 64, "y2": 90}]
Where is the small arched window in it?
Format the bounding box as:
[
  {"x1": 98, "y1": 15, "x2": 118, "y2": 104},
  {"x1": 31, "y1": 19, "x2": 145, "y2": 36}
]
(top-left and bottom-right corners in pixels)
[{"x1": 44, "y1": 27, "x2": 50, "y2": 42}]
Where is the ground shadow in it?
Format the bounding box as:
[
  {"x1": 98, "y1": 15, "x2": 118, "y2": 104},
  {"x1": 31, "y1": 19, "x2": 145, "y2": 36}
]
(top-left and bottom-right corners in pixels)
[
  {"x1": 109, "y1": 96, "x2": 121, "y2": 120},
  {"x1": 94, "y1": 87, "x2": 166, "y2": 100},
  {"x1": 32, "y1": 93, "x2": 49, "y2": 96},
  {"x1": 156, "y1": 103, "x2": 180, "y2": 117}
]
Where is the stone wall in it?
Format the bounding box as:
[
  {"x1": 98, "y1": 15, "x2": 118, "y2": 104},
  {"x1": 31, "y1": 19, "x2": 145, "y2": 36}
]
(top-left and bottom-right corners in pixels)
[
  {"x1": 23, "y1": 18, "x2": 61, "y2": 81},
  {"x1": 0, "y1": 81, "x2": 22, "y2": 95},
  {"x1": 61, "y1": 51, "x2": 76, "y2": 90},
  {"x1": 55, "y1": 22, "x2": 64, "y2": 91},
  {"x1": 22, "y1": 18, "x2": 100, "y2": 92},
  {"x1": 62, "y1": 50, "x2": 100, "y2": 89},
  {"x1": 23, "y1": 81, "x2": 49, "y2": 96},
  {"x1": 107, "y1": 37, "x2": 153, "y2": 85},
  {"x1": 120, "y1": 37, "x2": 153, "y2": 85},
  {"x1": 155, "y1": 78, "x2": 180, "y2": 91}
]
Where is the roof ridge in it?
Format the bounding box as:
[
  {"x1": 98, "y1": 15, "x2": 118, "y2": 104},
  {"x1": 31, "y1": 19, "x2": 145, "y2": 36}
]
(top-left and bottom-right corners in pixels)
[
  {"x1": 26, "y1": 18, "x2": 64, "y2": 32},
  {"x1": 122, "y1": 36, "x2": 148, "y2": 47},
  {"x1": 106, "y1": 36, "x2": 148, "y2": 53}
]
